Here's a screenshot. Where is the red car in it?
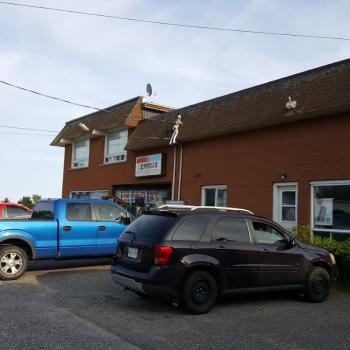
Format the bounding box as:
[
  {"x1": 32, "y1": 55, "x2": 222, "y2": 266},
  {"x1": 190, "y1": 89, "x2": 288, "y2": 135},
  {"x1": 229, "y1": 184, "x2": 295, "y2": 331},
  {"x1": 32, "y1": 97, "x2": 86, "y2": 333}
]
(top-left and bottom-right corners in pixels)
[{"x1": 0, "y1": 203, "x2": 32, "y2": 220}]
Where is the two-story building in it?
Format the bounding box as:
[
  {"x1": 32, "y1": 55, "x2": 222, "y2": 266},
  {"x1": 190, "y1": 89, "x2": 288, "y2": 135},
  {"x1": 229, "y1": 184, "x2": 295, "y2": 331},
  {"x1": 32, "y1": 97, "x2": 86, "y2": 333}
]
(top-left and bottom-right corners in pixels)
[{"x1": 52, "y1": 58, "x2": 350, "y2": 239}]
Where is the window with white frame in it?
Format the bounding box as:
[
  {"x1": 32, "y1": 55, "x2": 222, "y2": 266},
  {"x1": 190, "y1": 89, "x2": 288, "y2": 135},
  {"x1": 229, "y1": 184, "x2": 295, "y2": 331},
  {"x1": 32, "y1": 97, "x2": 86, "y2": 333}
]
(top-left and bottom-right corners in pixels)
[
  {"x1": 70, "y1": 190, "x2": 108, "y2": 199},
  {"x1": 311, "y1": 181, "x2": 350, "y2": 235},
  {"x1": 72, "y1": 139, "x2": 89, "y2": 168},
  {"x1": 104, "y1": 129, "x2": 128, "y2": 164},
  {"x1": 201, "y1": 185, "x2": 227, "y2": 207}
]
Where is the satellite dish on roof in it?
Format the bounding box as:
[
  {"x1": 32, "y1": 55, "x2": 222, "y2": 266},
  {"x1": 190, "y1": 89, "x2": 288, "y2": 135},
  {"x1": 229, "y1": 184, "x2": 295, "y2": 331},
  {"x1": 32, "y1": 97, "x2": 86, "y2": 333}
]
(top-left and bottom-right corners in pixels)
[{"x1": 146, "y1": 83, "x2": 153, "y2": 97}]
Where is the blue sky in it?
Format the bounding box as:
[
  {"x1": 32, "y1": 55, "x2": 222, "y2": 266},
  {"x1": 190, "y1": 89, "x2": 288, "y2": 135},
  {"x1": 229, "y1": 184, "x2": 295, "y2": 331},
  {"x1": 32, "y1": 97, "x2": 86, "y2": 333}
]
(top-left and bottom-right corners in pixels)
[{"x1": 0, "y1": 0, "x2": 349, "y2": 201}]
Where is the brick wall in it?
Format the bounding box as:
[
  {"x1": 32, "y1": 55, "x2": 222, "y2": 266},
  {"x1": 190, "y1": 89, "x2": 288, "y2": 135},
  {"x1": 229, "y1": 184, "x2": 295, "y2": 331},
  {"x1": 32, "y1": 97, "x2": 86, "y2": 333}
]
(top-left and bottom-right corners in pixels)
[{"x1": 62, "y1": 112, "x2": 350, "y2": 225}]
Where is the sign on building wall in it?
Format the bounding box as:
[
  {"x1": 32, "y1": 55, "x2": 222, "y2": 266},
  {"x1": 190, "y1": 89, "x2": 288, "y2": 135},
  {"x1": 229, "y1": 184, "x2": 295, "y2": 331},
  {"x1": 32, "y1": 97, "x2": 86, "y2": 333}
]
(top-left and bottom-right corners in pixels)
[
  {"x1": 314, "y1": 198, "x2": 333, "y2": 226},
  {"x1": 135, "y1": 153, "x2": 165, "y2": 177}
]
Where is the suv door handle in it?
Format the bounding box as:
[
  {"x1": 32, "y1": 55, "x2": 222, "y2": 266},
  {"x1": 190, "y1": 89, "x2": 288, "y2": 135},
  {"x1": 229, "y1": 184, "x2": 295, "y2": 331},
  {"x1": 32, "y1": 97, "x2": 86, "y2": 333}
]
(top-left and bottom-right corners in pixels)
[
  {"x1": 63, "y1": 226, "x2": 71, "y2": 232},
  {"x1": 98, "y1": 226, "x2": 106, "y2": 232},
  {"x1": 260, "y1": 248, "x2": 269, "y2": 253}
]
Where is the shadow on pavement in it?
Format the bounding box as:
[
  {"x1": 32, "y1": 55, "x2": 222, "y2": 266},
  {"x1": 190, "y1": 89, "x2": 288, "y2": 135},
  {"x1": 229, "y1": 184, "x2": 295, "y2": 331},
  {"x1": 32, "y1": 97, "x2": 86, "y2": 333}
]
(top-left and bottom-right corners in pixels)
[{"x1": 28, "y1": 257, "x2": 112, "y2": 271}]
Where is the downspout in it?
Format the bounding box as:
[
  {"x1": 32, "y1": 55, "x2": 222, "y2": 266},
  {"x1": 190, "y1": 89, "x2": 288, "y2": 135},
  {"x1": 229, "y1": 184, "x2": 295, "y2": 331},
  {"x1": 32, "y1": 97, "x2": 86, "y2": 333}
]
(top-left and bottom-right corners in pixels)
[
  {"x1": 177, "y1": 143, "x2": 183, "y2": 201},
  {"x1": 171, "y1": 144, "x2": 177, "y2": 201}
]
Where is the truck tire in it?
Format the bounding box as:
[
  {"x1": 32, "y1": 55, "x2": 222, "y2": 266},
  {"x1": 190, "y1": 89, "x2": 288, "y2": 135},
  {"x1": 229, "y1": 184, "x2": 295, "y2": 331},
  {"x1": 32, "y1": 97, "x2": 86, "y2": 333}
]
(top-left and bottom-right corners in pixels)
[
  {"x1": 305, "y1": 266, "x2": 331, "y2": 303},
  {"x1": 181, "y1": 270, "x2": 218, "y2": 315},
  {"x1": 0, "y1": 245, "x2": 28, "y2": 281}
]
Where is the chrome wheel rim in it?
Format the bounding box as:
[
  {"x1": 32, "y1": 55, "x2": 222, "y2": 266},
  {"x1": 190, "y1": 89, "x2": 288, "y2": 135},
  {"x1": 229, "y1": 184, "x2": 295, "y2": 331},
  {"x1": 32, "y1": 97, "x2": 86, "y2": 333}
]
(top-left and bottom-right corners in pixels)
[{"x1": 0, "y1": 252, "x2": 23, "y2": 275}]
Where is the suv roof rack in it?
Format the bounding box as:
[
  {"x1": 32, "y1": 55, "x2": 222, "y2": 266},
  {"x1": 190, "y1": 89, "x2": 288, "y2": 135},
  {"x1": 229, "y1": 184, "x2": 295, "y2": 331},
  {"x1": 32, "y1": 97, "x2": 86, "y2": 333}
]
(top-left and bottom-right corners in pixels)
[{"x1": 157, "y1": 205, "x2": 253, "y2": 215}]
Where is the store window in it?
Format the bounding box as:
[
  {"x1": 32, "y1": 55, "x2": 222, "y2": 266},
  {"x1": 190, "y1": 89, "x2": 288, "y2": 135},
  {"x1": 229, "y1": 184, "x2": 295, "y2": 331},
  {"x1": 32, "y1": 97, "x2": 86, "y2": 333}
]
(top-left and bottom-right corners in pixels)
[
  {"x1": 72, "y1": 139, "x2": 89, "y2": 168},
  {"x1": 202, "y1": 185, "x2": 227, "y2": 207},
  {"x1": 312, "y1": 181, "x2": 350, "y2": 237},
  {"x1": 104, "y1": 129, "x2": 128, "y2": 164},
  {"x1": 114, "y1": 185, "x2": 171, "y2": 215},
  {"x1": 70, "y1": 190, "x2": 108, "y2": 200}
]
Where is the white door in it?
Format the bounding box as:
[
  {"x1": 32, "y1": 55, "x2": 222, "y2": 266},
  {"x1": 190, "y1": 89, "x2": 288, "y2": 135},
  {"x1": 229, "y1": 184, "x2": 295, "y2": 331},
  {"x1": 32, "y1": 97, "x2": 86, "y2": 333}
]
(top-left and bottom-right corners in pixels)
[{"x1": 273, "y1": 183, "x2": 297, "y2": 229}]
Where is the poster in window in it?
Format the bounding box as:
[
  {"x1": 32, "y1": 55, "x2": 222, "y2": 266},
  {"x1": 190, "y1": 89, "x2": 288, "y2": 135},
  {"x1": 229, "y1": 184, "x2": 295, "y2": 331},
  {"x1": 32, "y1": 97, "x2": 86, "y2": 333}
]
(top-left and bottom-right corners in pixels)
[{"x1": 314, "y1": 198, "x2": 333, "y2": 226}]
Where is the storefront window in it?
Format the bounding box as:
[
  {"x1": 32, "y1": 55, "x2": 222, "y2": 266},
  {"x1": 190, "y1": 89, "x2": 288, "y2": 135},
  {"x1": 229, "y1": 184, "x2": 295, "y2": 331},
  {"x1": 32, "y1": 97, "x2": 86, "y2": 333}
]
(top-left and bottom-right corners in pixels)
[
  {"x1": 70, "y1": 190, "x2": 108, "y2": 200},
  {"x1": 312, "y1": 182, "x2": 350, "y2": 232},
  {"x1": 114, "y1": 186, "x2": 171, "y2": 215}
]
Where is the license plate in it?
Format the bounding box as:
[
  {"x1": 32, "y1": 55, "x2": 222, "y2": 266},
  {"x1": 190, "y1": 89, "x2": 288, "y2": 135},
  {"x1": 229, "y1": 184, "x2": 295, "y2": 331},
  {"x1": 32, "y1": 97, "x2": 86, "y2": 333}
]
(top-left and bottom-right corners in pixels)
[{"x1": 127, "y1": 247, "x2": 138, "y2": 259}]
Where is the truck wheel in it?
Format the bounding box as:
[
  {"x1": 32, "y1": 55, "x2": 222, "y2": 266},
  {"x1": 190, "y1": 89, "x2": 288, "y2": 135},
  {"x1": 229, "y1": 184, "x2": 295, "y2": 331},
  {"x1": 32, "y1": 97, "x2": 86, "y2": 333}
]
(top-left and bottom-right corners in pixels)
[
  {"x1": 305, "y1": 267, "x2": 331, "y2": 303},
  {"x1": 0, "y1": 245, "x2": 28, "y2": 281},
  {"x1": 181, "y1": 270, "x2": 218, "y2": 315}
]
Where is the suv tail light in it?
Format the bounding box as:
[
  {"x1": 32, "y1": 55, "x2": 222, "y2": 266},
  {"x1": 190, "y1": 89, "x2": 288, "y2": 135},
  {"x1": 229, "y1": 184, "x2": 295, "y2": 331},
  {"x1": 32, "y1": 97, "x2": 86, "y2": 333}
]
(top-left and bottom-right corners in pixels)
[{"x1": 154, "y1": 246, "x2": 173, "y2": 266}]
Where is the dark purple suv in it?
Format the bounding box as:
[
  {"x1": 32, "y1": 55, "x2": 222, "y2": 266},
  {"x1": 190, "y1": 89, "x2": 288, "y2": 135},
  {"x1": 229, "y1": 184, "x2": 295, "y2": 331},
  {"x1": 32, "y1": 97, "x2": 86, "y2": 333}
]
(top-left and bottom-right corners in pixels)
[{"x1": 111, "y1": 206, "x2": 337, "y2": 314}]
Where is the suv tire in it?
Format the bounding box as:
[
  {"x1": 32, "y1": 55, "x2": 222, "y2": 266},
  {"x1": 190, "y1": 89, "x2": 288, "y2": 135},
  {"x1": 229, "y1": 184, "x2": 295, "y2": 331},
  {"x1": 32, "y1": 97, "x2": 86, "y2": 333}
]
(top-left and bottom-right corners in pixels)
[
  {"x1": 305, "y1": 266, "x2": 331, "y2": 303},
  {"x1": 181, "y1": 270, "x2": 218, "y2": 315},
  {"x1": 0, "y1": 245, "x2": 28, "y2": 281}
]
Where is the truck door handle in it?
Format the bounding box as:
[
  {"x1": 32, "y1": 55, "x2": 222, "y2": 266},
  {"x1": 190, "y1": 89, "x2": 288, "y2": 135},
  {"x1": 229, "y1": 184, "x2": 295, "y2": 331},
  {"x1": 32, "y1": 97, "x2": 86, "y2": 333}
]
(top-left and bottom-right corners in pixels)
[
  {"x1": 98, "y1": 226, "x2": 106, "y2": 231},
  {"x1": 63, "y1": 226, "x2": 71, "y2": 232}
]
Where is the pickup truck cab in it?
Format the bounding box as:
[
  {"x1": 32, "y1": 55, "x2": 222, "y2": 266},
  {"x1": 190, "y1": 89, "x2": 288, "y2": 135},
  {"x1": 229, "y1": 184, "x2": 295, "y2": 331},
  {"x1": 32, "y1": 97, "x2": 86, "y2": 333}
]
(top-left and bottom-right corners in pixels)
[
  {"x1": 0, "y1": 203, "x2": 32, "y2": 220},
  {"x1": 0, "y1": 198, "x2": 133, "y2": 280}
]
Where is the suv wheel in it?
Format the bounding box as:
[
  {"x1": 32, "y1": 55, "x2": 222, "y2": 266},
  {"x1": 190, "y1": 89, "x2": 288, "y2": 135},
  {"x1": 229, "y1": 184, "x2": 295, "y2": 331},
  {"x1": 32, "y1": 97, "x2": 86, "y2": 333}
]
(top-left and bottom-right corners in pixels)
[
  {"x1": 182, "y1": 270, "x2": 218, "y2": 315},
  {"x1": 305, "y1": 267, "x2": 331, "y2": 303},
  {"x1": 0, "y1": 245, "x2": 28, "y2": 281}
]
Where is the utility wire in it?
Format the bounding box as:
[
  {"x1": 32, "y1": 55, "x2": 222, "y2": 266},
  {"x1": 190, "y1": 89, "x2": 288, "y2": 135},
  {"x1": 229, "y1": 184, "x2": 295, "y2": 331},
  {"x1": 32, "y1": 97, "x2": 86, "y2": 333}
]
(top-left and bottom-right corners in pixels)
[
  {"x1": 0, "y1": 79, "x2": 176, "y2": 124},
  {"x1": 0, "y1": 1, "x2": 349, "y2": 41},
  {"x1": 0, "y1": 79, "x2": 113, "y2": 113},
  {"x1": 0, "y1": 131, "x2": 55, "y2": 136},
  {"x1": 0, "y1": 125, "x2": 58, "y2": 133}
]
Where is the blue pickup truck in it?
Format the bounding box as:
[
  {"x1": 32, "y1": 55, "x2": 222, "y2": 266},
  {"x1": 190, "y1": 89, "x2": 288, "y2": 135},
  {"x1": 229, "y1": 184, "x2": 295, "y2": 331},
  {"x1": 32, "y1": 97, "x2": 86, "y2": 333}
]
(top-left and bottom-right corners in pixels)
[{"x1": 0, "y1": 198, "x2": 133, "y2": 280}]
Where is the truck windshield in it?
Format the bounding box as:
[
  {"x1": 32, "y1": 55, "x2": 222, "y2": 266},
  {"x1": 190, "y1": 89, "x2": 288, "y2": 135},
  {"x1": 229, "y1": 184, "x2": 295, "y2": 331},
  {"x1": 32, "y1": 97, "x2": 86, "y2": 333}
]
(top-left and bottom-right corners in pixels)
[{"x1": 32, "y1": 201, "x2": 54, "y2": 220}]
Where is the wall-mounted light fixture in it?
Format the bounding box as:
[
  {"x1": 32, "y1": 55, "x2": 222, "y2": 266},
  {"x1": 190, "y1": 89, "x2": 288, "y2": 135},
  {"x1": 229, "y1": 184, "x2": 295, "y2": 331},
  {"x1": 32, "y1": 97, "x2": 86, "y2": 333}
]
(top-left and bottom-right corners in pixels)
[
  {"x1": 281, "y1": 173, "x2": 287, "y2": 180},
  {"x1": 78, "y1": 122, "x2": 89, "y2": 131}
]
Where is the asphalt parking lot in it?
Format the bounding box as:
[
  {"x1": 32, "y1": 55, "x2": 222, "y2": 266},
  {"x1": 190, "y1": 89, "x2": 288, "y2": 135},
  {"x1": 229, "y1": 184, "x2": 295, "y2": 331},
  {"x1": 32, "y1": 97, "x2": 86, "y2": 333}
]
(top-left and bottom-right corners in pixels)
[{"x1": 0, "y1": 260, "x2": 349, "y2": 350}]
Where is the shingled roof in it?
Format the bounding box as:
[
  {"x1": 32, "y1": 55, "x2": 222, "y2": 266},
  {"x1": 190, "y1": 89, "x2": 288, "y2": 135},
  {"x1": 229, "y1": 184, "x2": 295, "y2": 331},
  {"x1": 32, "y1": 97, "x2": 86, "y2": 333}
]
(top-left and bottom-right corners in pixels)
[
  {"x1": 126, "y1": 58, "x2": 350, "y2": 151},
  {"x1": 51, "y1": 96, "x2": 144, "y2": 147}
]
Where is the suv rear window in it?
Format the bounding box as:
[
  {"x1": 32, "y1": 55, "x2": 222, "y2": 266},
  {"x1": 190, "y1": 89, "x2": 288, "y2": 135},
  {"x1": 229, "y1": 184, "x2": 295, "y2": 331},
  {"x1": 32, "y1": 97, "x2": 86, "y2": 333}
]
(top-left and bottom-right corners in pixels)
[
  {"x1": 125, "y1": 213, "x2": 176, "y2": 243},
  {"x1": 172, "y1": 217, "x2": 209, "y2": 241}
]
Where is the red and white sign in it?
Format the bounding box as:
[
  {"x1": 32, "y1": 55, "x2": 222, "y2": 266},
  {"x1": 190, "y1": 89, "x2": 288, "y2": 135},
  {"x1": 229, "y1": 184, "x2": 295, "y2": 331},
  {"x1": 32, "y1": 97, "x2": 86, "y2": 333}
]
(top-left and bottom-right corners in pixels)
[{"x1": 135, "y1": 154, "x2": 163, "y2": 177}]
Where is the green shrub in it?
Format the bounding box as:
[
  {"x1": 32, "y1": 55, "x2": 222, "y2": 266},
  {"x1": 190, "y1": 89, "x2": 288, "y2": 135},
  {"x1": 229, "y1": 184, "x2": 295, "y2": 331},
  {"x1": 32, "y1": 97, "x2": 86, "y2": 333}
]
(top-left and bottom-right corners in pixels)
[
  {"x1": 289, "y1": 225, "x2": 312, "y2": 244},
  {"x1": 313, "y1": 237, "x2": 350, "y2": 281}
]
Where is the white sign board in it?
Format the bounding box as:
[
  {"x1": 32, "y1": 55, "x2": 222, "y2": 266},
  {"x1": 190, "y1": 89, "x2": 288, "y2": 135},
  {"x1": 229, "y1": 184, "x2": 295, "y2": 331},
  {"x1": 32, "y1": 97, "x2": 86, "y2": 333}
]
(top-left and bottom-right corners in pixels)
[
  {"x1": 314, "y1": 198, "x2": 333, "y2": 226},
  {"x1": 135, "y1": 154, "x2": 163, "y2": 177}
]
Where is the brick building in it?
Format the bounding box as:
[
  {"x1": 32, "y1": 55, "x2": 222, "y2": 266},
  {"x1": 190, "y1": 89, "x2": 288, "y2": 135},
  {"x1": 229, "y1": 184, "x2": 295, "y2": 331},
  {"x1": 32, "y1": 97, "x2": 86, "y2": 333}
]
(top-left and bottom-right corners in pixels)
[{"x1": 52, "y1": 59, "x2": 350, "y2": 239}]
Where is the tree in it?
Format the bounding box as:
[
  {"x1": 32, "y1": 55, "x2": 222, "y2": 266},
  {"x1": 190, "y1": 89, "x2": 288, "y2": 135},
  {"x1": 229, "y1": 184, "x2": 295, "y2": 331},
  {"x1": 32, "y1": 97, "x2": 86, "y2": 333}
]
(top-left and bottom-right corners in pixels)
[
  {"x1": 1, "y1": 197, "x2": 10, "y2": 203},
  {"x1": 18, "y1": 196, "x2": 34, "y2": 209},
  {"x1": 32, "y1": 194, "x2": 42, "y2": 204},
  {"x1": 17, "y1": 194, "x2": 42, "y2": 209}
]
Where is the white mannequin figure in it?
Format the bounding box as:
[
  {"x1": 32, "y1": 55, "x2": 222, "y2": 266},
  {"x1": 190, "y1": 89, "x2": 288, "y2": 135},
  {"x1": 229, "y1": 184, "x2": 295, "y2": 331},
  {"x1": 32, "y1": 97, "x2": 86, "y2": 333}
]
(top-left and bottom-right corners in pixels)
[{"x1": 169, "y1": 115, "x2": 183, "y2": 145}]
